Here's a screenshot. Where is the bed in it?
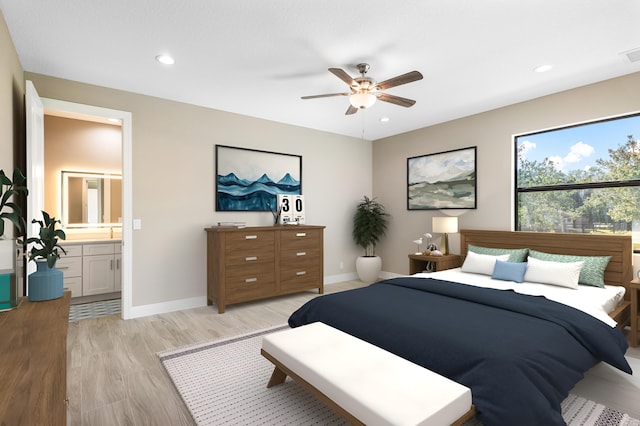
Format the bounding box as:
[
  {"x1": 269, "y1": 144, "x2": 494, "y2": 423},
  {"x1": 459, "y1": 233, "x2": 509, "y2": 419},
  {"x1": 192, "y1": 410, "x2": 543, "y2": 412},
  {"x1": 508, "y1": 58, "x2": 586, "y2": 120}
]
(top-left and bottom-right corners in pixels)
[{"x1": 288, "y1": 229, "x2": 634, "y2": 426}]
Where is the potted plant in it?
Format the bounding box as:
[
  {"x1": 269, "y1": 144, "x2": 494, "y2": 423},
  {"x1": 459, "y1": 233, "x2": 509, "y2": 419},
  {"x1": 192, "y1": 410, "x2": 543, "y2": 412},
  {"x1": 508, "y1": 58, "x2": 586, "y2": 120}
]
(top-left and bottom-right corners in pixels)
[
  {"x1": 0, "y1": 168, "x2": 28, "y2": 308},
  {"x1": 0, "y1": 168, "x2": 28, "y2": 238},
  {"x1": 24, "y1": 211, "x2": 67, "y2": 301},
  {"x1": 352, "y1": 196, "x2": 390, "y2": 282}
]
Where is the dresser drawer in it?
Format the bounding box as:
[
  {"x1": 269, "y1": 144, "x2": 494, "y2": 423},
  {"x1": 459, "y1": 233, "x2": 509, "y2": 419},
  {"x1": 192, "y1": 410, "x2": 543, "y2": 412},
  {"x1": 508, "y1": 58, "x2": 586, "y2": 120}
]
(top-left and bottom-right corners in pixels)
[
  {"x1": 280, "y1": 229, "x2": 321, "y2": 250},
  {"x1": 225, "y1": 265, "x2": 276, "y2": 300},
  {"x1": 56, "y1": 257, "x2": 82, "y2": 278},
  {"x1": 280, "y1": 266, "x2": 321, "y2": 291},
  {"x1": 225, "y1": 250, "x2": 275, "y2": 266},
  {"x1": 225, "y1": 231, "x2": 275, "y2": 252},
  {"x1": 280, "y1": 248, "x2": 321, "y2": 264}
]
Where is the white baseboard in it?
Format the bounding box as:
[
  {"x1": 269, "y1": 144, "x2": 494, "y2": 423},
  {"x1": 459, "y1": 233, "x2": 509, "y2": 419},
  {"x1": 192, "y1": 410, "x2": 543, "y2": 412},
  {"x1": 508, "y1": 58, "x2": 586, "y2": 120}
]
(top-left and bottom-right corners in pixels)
[
  {"x1": 127, "y1": 272, "x2": 401, "y2": 319},
  {"x1": 324, "y1": 272, "x2": 358, "y2": 284},
  {"x1": 129, "y1": 295, "x2": 207, "y2": 319}
]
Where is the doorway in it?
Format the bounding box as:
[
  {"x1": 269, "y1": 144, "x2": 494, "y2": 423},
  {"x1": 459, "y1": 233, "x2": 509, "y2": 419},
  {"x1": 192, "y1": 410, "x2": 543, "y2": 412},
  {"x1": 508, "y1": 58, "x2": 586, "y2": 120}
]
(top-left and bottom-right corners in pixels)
[{"x1": 29, "y1": 90, "x2": 133, "y2": 319}]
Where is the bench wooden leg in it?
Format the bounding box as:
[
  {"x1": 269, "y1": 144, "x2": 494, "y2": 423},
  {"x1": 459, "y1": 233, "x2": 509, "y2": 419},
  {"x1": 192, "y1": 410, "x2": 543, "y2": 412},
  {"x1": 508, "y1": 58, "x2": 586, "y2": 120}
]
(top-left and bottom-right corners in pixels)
[{"x1": 267, "y1": 366, "x2": 287, "y2": 388}]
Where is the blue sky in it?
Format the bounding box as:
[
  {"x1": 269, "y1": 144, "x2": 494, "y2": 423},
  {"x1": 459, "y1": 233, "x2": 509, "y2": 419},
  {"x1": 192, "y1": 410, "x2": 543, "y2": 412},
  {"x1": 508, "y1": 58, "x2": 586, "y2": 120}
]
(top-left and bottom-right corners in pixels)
[{"x1": 517, "y1": 114, "x2": 640, "y2": 172}]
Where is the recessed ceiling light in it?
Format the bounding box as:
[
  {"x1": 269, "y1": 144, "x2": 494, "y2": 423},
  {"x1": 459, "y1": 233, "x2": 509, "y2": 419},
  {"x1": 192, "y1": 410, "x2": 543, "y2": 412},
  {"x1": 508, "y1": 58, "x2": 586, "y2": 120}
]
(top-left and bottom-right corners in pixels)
[
  {"x1": 107, "y1": 118, "x2": 120, "y2": 124},
  {"x1": 534, "y1": 64, "x2": 553, "y2": 73},
  {"x1": 379, "y1": 117, "x2": 390, "y2": 123},
  {"x1": 155, "y1": 54, "x2": 175, "y2": 65}
]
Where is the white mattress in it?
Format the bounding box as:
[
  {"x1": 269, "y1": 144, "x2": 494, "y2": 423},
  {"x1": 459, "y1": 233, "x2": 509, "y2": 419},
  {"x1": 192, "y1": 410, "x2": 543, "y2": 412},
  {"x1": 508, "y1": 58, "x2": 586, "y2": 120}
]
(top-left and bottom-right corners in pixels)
[{"x1": 413, "y1": 268, "x2": 625, "y2": 327}]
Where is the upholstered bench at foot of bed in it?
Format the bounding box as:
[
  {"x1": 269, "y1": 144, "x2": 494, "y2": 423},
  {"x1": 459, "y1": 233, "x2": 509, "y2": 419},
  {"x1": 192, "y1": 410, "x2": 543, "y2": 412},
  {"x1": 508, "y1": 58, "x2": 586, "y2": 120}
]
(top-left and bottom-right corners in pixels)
[{"x1": 261, "y1": 322, "x2": 474, "y2": 426}]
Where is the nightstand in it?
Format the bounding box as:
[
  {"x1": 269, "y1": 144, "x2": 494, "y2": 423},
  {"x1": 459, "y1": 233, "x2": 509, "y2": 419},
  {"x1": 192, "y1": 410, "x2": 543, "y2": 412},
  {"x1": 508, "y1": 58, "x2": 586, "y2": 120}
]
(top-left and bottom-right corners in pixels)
[
  {"x1": 630, "y1": 279, "x2": 640, "y2": 347},
  {"x1": 408, "y1": 254, "x2": 462, "y2": 274}
]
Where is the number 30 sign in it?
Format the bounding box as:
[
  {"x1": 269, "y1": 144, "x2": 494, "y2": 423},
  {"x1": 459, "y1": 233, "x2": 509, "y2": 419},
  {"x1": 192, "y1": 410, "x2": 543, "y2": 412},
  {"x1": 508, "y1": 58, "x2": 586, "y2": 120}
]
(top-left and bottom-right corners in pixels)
[{"x1": 277, "y1": 194, "x2": 305, "y2": 225}]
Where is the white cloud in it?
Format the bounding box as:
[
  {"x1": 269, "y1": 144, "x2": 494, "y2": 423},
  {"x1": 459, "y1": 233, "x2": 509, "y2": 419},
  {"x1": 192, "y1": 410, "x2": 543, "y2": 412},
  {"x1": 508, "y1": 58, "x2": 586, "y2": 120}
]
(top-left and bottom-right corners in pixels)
[
  {"x1": 519, "y1": 140, "x2": 536, "y2": 158},
  {"x1": 547, "y1": 141, "x2": 595, "y2": 171},
  {"x1": 548, "y1": 155, "x2": 564, "y2": 171},
  {"x1": 564, "y1": 141, "x2": 594, "y2": 164}
]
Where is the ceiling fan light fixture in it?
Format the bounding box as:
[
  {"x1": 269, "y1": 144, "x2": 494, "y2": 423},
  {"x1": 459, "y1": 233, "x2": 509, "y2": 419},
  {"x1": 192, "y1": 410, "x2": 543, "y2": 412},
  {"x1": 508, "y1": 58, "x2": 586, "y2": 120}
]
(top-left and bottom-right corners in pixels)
[{"x1": 349, "y1": 91, "x2": 376, "y2": 109}]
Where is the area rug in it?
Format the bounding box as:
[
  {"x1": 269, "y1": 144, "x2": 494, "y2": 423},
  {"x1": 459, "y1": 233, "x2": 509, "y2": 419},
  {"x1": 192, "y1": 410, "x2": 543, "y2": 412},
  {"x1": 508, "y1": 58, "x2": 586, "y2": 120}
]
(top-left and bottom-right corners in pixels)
[{"x1": 158, "y1": 325, "x2": 640, "y2": 426}]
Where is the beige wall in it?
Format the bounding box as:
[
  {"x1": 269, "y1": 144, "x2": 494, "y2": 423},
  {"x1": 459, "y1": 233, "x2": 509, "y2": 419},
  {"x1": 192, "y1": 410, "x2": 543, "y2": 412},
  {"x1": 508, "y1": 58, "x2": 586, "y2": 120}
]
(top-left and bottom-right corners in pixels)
[
  {"x1": 25, "y1": 72, "x2": 371, "y2": 309},
  {"x1": 373, "y1": 71, "x2": 640, "y2": 275},
  {"x1": 0, "y1": 9, "x2": 24, "y2": 239},
  {"x1": 43, "y1": 115, "x2": 122, "y2": 221}
]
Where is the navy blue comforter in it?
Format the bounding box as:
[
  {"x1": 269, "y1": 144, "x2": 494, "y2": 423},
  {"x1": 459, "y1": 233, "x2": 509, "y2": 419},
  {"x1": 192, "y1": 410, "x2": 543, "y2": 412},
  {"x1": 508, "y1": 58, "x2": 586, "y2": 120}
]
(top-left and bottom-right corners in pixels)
[{"x1": 288, "y1": 277, "x2": 631, "y2": 426}]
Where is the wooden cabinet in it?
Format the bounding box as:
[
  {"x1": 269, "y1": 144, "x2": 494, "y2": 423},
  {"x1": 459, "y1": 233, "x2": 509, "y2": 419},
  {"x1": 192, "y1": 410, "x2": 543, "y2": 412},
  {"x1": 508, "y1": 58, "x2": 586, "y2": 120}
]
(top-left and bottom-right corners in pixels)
[
  {"x1": 206, "y1": 225, "x2": 325, "y2": 313},
  {"x1": 0, "y1": 292, "x2": 70, "y2": 425},
  {"x1": 408, "y1": 254, "x2": 462, "y2": 274}
]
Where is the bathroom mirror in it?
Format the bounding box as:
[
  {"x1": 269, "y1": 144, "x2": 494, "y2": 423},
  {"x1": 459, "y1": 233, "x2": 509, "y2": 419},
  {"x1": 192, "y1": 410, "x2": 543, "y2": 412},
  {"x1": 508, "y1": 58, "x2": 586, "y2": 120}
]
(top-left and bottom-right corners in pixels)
[{"x1": 61, "y1": 171, "x2": 122, "y2": 227}]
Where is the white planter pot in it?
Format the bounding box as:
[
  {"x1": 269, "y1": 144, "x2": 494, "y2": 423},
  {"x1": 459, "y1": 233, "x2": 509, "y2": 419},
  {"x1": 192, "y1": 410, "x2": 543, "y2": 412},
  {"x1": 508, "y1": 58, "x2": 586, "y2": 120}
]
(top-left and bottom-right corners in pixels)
[{"x1": 356, "y1": 256, "x2": 382, "y2": 283}]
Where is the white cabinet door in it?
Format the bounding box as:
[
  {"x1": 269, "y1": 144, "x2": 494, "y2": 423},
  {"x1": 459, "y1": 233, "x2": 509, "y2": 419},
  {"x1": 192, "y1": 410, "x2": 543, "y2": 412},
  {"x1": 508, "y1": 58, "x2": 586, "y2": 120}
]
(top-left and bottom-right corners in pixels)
[{"x1": 82, "y1": 254, "x2": 115, "y2": 295}]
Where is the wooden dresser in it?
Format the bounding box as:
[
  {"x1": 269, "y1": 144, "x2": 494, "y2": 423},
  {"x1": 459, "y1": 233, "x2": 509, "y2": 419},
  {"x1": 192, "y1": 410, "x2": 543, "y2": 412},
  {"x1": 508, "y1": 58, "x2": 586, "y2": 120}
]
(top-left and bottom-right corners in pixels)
[
  {"x1": 0, "y1": 291, "x2": 70, "y2": 425},
  {"x1": 205, "y1": 225, "x2": 325, "y2": 313}
]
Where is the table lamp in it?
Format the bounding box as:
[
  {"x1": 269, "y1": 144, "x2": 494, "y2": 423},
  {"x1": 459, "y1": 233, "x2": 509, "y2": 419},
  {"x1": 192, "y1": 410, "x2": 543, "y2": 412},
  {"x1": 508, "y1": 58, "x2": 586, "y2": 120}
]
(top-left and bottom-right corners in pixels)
[{"x1": 432, "y1": 217, "x2": 459, "y2": 255}]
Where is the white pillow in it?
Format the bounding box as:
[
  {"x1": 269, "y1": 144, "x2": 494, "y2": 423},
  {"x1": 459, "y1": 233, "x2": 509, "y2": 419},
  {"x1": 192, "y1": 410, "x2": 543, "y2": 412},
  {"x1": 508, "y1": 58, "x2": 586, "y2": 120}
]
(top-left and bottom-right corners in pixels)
[
  {"x1": 461, "y1": 251, "x2": 510, "y2": 275},
  {"x1": 523, "y1": 257, "x2": 584, "y2": 289}
]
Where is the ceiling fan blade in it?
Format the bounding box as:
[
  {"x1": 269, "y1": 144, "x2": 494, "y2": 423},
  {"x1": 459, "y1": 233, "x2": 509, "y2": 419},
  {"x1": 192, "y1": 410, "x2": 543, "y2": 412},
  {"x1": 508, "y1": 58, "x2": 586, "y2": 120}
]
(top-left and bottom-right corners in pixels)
[
  {"x1": 301, "y1": 92, "x2": 350, "y2": 100},
  {"x1": 378, "y1": 93, "x2": 416, "y2": 108},
  {"x1": 345, "y1": 104, "x2": 359, "y2": 115},
  {"x1": 376, "y1": 71, "x2": 423, "y2": 91},
  {"x1": 329, "y1": 68, "x2": 356, "y2": 87}
]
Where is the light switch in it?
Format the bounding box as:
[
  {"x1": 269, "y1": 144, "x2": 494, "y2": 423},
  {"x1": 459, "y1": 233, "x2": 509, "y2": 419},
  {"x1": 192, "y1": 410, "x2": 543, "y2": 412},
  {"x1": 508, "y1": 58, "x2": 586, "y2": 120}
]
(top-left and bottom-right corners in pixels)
[{"x1": 133, "y1": 219, "x2": 142, "y2": 230}]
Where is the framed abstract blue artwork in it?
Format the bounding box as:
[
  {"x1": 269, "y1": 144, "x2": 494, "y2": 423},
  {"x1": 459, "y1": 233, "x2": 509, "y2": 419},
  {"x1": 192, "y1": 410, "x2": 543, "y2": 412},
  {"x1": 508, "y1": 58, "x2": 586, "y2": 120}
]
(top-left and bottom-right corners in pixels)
[
  {"x1": 215, "y1": 145, "x2": 302, "y2": 211},
  {"x1": 407, "y1": 146, "x2": 477, "y2": 210}
]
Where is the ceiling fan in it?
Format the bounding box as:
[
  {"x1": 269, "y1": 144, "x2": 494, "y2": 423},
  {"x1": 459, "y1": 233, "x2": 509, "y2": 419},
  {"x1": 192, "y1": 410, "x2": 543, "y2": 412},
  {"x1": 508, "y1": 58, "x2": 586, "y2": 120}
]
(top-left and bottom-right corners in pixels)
[{"x1": 301, "y1": 63, "x2": 423, "y2": 115}]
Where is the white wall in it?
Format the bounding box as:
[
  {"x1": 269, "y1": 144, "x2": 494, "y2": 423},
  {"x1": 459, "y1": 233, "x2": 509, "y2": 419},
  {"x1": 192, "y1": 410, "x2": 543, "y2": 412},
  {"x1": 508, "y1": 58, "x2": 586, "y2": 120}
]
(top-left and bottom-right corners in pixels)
[
  {"x1": 373, "y1": 71, "x2": 640, "y2": 276},
  {"x1": 26, "y1": 73, "x2": 371, "y2": 313}
]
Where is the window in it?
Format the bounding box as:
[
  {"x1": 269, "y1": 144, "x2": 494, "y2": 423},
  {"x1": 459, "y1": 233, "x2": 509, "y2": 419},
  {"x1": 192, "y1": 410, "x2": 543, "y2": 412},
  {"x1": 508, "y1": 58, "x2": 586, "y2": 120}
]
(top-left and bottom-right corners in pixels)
[{"x1": 515, "y1": 113, "x2": 640, "y2": 252}]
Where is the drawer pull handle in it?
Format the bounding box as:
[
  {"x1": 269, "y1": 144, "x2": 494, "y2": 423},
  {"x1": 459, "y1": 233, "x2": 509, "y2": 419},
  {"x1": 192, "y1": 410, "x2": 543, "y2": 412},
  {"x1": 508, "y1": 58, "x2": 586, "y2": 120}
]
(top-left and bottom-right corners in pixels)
[
  {"x1": 296, "y1": 252, "x2": 306, "y2": 256},
  {"x1": 296, "y1": 271, "x2": 306, "y2": 276},
  {"x1": 245, "y1": 235, "x2": 258, "y2": 240},
  {"x1": 245, "y1": 256, "x2": 258, "y2": 261},
  {"x1": 58, "y1": 266, "x2": 69, "y2": 270},
  {"x1": 245, "y1": 278, "x2": 258, "y2": 283},
  {"x1": 296, "y1": 233, "x2": 306, "y2": 237}
]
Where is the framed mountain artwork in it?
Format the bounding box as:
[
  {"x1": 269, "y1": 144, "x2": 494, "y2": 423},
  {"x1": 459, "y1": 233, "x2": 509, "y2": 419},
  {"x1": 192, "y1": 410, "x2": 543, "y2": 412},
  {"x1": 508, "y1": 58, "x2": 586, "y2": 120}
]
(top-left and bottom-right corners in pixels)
[{"x1": 215, "y1": 145, "x2": 302, "y2": 212}]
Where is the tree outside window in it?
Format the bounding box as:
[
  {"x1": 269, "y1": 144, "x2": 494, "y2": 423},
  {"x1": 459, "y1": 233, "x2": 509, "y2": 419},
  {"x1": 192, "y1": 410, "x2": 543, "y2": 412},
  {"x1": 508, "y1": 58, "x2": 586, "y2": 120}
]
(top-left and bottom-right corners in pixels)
[{"x1": 515, "y1": 113, "x2": 640, "y2": 252}]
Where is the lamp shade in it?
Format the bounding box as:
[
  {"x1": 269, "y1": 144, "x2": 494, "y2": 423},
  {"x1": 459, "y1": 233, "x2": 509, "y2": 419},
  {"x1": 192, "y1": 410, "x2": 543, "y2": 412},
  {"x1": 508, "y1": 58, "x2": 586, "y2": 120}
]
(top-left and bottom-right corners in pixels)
[
  {"x1": 349, "y1": 91, "x2": 376, "y2": 109},
  {"x1": 432, "y1": 216, "x2": 458, "y2": 234}
]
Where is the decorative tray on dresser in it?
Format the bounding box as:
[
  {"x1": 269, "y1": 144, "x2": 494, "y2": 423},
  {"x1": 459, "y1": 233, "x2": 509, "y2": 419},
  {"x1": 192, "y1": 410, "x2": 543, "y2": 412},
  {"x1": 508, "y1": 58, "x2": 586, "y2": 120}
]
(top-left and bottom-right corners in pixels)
[{"x1": 205, "y1": 225, "x2": 325, "y2": 313}]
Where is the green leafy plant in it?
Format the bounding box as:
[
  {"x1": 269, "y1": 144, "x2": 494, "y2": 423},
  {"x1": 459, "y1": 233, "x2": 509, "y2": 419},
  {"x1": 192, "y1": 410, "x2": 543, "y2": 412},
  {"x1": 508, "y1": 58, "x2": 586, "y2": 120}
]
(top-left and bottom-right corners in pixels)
[
  {"x1": 352, "y1": 196, "x2": 390, "y2": 257},
  {"x1": 25, "y1": 211, "x2": 67, "y2": 268},
  {"x1": 0, "y1": 168, "x2": 28, "y2": 237}
]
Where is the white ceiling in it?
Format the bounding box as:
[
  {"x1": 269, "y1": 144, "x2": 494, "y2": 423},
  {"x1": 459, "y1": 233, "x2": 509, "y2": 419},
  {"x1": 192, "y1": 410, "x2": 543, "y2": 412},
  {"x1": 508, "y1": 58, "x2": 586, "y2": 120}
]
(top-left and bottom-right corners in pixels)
[{"x1": 2, "y1": 1, "x2": 639, "y2": 140}]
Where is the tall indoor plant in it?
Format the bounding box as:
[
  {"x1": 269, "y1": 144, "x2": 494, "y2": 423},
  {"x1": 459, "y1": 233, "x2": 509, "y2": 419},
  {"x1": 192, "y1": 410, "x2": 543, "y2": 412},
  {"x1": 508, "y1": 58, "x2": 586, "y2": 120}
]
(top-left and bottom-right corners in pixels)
[
  {"x1": 0, "y1": 168, "x2": 28, "y2": 308},
  {"x1": 25, "y1": 211, "x2": 67, "y2": 301},
  {"x1": 352, "y1": 196, "x2": 390, "y2": 282},
  {"x1": 0, "y1": 168, "x2": 28, "y2": 238}
]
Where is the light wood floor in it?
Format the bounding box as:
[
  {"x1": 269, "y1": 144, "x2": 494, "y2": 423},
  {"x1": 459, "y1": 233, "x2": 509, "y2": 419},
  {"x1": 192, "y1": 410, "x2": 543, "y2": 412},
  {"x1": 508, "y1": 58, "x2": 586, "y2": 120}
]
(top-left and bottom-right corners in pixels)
[
  {"x1": 66, "y1": 280, "x2": 368, "y2": 425},
  {"x1": 67, "y1": 281, "x2": 640, "y2": 425}
]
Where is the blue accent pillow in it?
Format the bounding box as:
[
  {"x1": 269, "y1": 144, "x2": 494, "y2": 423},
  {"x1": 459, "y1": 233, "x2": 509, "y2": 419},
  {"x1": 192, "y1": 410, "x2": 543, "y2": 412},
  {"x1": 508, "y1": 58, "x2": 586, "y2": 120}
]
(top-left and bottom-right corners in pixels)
[{"x1": 492, "y1": 260, "x2": 528, "y2": 283}]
